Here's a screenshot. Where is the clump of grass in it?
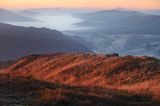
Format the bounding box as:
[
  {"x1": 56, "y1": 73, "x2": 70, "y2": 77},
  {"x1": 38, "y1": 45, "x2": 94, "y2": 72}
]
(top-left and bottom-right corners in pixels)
[{"x1": 35, "y1": 88, "x2": 71, "y2": 106}]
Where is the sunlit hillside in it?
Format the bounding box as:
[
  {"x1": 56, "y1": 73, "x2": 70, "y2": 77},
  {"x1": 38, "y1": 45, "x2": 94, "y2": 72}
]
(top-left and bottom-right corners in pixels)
[{"x1": 0, "y1": 53, "x2": 160, "y2": 106}]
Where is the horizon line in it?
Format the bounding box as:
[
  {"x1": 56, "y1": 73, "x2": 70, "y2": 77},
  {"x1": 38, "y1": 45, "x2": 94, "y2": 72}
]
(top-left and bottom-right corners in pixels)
[{"x1": 1, "y1": 7, "x2": 160, "y2": 10}]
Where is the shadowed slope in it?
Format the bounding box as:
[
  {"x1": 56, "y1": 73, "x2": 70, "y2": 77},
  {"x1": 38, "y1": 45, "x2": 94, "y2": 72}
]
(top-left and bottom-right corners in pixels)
[
  {"x1": 0, "y1": 23, "x2": 93, "y2": 61},
  {"x1": 1, "y1": 74, "x2": 160, "y2": 106}
]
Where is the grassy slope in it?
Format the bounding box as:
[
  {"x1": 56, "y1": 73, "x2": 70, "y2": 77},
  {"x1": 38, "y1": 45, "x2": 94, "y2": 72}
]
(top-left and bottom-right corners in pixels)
[{"x1": 0, "y1": 53, "x2": 160, "y2": 106}]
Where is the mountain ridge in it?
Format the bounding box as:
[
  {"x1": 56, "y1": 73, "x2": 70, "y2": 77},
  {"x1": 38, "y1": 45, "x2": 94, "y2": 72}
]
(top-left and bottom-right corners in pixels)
[
  {"x1": 0, "y1": 23, "x2": 93, "y2": 61},
  {"x1": 73, "y1": 9, "x2": 160, "y2": 35}
]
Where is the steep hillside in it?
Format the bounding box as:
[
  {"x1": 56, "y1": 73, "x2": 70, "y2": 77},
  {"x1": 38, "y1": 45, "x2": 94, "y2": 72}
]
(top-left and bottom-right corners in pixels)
[
  {"x1": 0, "y1": 23, "x2": 92, "y2": 61},
  {"x1": 0, "y1": 53, "x2": 160, "y2": 106}
]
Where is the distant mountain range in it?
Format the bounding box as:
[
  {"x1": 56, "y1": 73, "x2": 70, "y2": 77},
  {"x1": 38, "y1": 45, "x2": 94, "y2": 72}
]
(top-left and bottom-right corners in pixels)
[
  {"x1": 141, "y1": 9, "x2": 160, "y2": 15},
  {"x1": 20, "y1": 10, "x2": 40, "y2": 16},
  {"x1": 0, "y1": 8, "x2": 160, "y2": 58},
  {"x1": 73, "y1": 9, "x2": 160, "y2": 35},
  {"x1": 21, "y1": 8, "x2": 97, "y2": 15},
  {"x1": 0, "y1": 9, "x2": 35, "y2": 22},
  {"x1": 66, "y1": 9, "x2": 160, "y2": 57},
  {"x1": 0, "y1": 23, "x2": 92, "y2": 61}
]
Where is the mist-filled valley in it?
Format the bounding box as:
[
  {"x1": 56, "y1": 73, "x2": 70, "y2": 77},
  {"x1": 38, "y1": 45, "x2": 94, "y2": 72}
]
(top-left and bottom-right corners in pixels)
[
  {"x1": 0, "y1": 8, "x2": 160, "y2": 59},
  {"x1": 1, "y1": 1, "x2": 160, "y2": 105}
]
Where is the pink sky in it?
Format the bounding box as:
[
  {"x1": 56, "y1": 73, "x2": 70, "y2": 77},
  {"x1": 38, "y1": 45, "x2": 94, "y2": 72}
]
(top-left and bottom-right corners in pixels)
[{"x1": 0, "y1": 0, "x2": 160, "y2": 9}]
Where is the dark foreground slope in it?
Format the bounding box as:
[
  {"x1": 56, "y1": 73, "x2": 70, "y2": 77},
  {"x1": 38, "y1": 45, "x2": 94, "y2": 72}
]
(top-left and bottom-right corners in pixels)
[
  {"x1": 0, "y1": 53, "x2": 160, "y2": 106},
  {"x1": 0, "y1": 23, "x2": 92, "y2": 61}
]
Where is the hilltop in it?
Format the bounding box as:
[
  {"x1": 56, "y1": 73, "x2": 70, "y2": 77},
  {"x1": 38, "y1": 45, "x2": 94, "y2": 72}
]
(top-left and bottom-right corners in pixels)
[{"x1": 0, "y1": 53, "x2": 160, "y2": 106}]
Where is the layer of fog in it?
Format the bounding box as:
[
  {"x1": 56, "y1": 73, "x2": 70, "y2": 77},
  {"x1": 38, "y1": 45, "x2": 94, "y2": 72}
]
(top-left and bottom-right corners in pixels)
[
  {"x1": 1, "y1": 8, "x2": 160, "y2": 57},
  {"x1": 6, "y1": 15, "x2": 86, "y2": 31},
  {"x1": 4, "y1": 8, "x2": 95, "y2": 31}
]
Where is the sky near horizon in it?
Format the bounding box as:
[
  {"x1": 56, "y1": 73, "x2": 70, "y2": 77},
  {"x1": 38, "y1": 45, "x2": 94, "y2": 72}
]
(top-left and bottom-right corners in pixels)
[{"x1": 0, "y1": 0, "x2": 160, "y2": 9}]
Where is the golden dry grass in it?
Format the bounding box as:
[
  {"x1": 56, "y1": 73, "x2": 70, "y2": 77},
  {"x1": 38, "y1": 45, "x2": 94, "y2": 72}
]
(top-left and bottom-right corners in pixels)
[{"x1": 0, "y1": 53, "x2": 160, "y2": 105}]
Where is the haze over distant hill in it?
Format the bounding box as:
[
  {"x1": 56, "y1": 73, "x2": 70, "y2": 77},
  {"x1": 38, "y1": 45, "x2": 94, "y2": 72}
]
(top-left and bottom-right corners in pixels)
[
  {"x1": 20, "y1": 10, "x2": 40, "y2": 16},
  {"x1": 23, "y1": 8, "x2": 97, "y2": 15},
  {"x1": 0, "y1": 8, "x2": 159, "y2": 58},
  {"x1": 74, "y1": 9, "x2": 160, "y2": 35},
  {"x1": 0, "y1": 23, "x2": 92, "y2": 61},
  {"x1": 0, "y1": 9, "x2": 35, "y2": 22},
  {"x1": 65, "y1": 9, "x2": 160, "y2": 57},
  {"x1": 141, "y1": 9, "x2": 160, "y2": 15}
]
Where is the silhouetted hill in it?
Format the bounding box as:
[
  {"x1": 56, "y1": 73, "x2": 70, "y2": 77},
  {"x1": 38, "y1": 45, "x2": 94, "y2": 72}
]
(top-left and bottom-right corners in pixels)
[
  {"x1": 0, "y1": 9, "x2": 35, "y2": 22},
  {"x1": 0, "y1": 53, "x2": 160, "y2": 106},
  {"x1": 0, "y1": 23, "x2": 93, "y2": 60}
]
